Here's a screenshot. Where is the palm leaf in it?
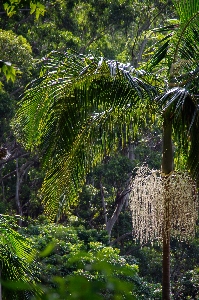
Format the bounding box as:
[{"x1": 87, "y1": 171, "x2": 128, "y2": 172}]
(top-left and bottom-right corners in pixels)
[
  {"x1": 0, "y1": 216, "x2": 35, "y2": 261},
  {"x1": 157, "y1": 66, "x2": 199, "y2": 180},
  {"x1": 147, "y1": 0, "x2": 199, "y2": 80},
  {"x1": 170, "y1": 6, "x2": 199, "y2": 81},
  {"x1": 0, "y1": 216, "x2": 40, "y2": 298},
  {"x1": 151, "y1": 0, "x2": 199, "y2": 180},
  {"x1": 147, "y1": 34, "x2": 173, "y2": 72},
  {"x1": 14, "y1": 51, "x2": 156, "y2": 219}
]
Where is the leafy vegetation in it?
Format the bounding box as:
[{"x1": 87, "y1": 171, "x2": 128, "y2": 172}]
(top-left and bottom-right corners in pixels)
[
  {"x1": 0, "y1": 215, "x2": 40, "y2": 299},
  {"x1": 0, "y1": 0, "x2": 198, "y2": 299}
]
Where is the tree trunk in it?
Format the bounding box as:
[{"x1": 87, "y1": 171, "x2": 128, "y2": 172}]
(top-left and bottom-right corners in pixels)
[
  {"x1": 100, "y1": 177, "x2": 131, "y2": 240},
  {"x1": 15, "y1": 157, "x2": 34, "y2": 226},
  {"x1": 161, "y1": 113, "x2": 173, "y2": 300},
  {"x1": 162, "y1": 217, "x2": 171, "y2": 300},
  {"x1": 162, "y1": 114, "x2": 173, "y2": 175},
  {"x1": 106, "y1": 187, "x2": 130, "y2": 237}
]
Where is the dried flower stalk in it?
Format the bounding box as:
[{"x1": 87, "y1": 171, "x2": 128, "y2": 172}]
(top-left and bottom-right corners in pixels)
[{"x1": 129, "y1": 167, "x2": 198, "y2": 244}]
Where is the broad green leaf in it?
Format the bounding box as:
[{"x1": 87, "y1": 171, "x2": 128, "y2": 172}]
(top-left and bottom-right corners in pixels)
[{"x1": 39, "y1": 242, "x2": 56, "y2": 257}]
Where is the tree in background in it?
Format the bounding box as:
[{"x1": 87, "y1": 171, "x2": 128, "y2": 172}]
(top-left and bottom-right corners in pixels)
[
  {"x1": 1, "y1": 0, "x2": 175, "y2": 62},
  {"x1": 2, "y1": 0, "x2": 45, "y2": 19},
  {"x1": 0, "y1": 0, "x2": 44, "y2": 81}
]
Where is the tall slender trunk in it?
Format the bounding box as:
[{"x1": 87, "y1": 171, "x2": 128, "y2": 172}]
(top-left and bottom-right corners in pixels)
[{"x1": 161, "y1": 113, "x2": 173, "y2": 300}]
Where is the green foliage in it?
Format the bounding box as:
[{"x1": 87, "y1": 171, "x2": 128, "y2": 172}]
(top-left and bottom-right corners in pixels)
[
  {"x1": 0, "y1": 60, "x2": 16, "y2": 82},
  {"x1": 145, "y1": 0, "x2": 199, "y2": 181},
  {"x1": 0, "y1": 90, "x2": 14, "y2": 141},
  {"x1": 21, "y1": 222, "x2": 139, "y2": 299},
  {"x1": 3, "y1": 0, "x2": 173, "y2": 63},
  {"x1": 170, "y1": 232, "x2": 199, "y2": 298},
  {"x1": 32, "y1": 259, "x2": 138, "y2": 300},
  {"x1": 0, "y1": 215, "x2": 34, "y2": 262},
  {"x1": 21, "y1": 221, "x2": 165, "y2": 299},
  {"x1": 26, "y1": 24, "x2": 81, "y2": 56},
  {"x1": 0, "y1": 215, "x2": 40, "y2": 299},
  {"x1": 1, "y1": 217, "x2": 198, "y2": 299},
  {"x1": 133, "y1": 128, "x2": 162, "y2": 170},
  {"x1": 174, "y1": 268, "x2": 199, "y2": 299},
  {"x1": 0, "y1": 29, "x2": 32, "y2": 72},
  {"x1": 0, "y1": 1, "x2": 199, "y2": 299},
  {"x1": 3, "y1": 0, "x2": 45, "y2": 19},
  {"x1": 95, "y1": 155, "x2": 134, "y2": 188},
  {"x1": 13, "y1": 50, "x2": 156, "y2": 219},
  {"x1": 0, "y1": 29, "x2": 33, "y2": 85},
  {"x1": 29, "y1": 1, "x2": 45, "y2": 19}
]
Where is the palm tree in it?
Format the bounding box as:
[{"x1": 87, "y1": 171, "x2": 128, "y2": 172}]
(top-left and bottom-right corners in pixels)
[
  {"x1": 146, "y1": 2, "x2": 199, "y2": 298},
  {"x1": 13, "y1": 1, "x2": 199, "y2": 299}
]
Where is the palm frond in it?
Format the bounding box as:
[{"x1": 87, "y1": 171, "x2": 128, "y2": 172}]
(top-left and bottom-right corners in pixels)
[
  {"x1": 147, "y1": 34, "x2": 173, "y2": 72},
  {"x1": 169, "y1": 1, "x2": 199, "y2": 79},
  {"x1": 0, "y1": 216, "x2": 35, "y2": 261},
  {"x1": 153, "y1": 0, "x2": 199, "y2": 180},
  {"x1": 14, "y1": 51, "x2": 157, "y2": 219},
  {"x1": 158, "y1": 66, "x2": 199, "y2": 180},
  {"x1": 147, "y1": 0, "x2": 199, "y2": 81},
  {"x1": 0, "y1": 216, "x2": 40, "y2": 298}
]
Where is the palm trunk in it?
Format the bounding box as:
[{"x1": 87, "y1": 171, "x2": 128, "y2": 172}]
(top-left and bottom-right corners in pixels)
[
  {"x1": 161, "y1": 113, "x2": 173, "y2": 300},
  {"x1": 162, "y1": 217, "x2": 171, "y2": 300}
]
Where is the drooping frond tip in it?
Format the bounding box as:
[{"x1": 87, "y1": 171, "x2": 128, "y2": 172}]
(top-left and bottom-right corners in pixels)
[{"x1": 13, "y1": 51, "x2": 157, "y2": 219}]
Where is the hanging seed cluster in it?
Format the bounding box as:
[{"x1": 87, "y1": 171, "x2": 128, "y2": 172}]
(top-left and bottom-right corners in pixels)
[{"x1": 129, "y1": 167, "x2": 198, "y2": 244}]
